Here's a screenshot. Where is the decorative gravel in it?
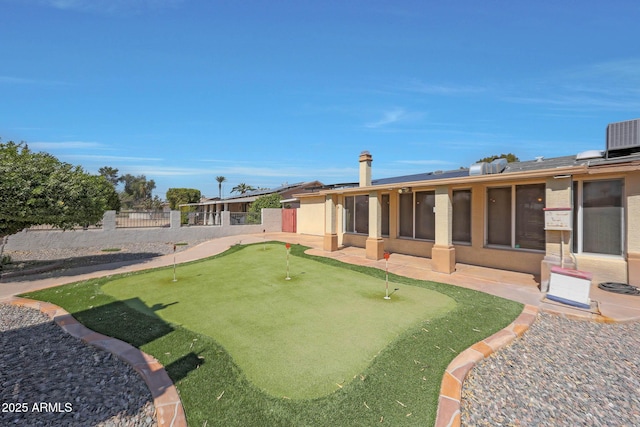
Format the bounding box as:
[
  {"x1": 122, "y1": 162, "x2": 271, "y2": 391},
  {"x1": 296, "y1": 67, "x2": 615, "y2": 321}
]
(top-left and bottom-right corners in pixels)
[
  {"x1": 0, "y1": 304, "x2": 157, "y2": 427},
  {"x1": 461, "y1": 312, "x2": 640, "y2": 426}
]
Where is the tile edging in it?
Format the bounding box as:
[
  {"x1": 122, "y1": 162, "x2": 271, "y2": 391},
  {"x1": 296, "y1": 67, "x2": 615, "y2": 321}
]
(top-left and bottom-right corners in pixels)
[{"x1": 434, "y1": 304, "x2": 539, "y2": 427}]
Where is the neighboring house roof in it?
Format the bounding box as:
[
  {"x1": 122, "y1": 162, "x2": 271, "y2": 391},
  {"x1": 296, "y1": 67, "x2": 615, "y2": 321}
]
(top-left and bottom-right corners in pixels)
[{"x1": 181, "y1": 181, "x2": 324, "y2": 207}]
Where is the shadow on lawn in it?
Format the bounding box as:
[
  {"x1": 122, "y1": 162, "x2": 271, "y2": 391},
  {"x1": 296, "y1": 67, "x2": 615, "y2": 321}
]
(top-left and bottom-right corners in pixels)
[
  {"x1": 1, "y1": 251, "x2": 164, "y2": 281},
  {"x1": 72, "y1": 298, "x2": 203, "y2": 383}
]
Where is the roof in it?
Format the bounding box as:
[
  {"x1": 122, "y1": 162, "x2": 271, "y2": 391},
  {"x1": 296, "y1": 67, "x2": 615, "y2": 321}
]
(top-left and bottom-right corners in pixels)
[
  {"x1": 373, "y1": 169, "x2": 470, "y2": 185},
  {"x1": 180, "y1": 181, "x2": 324, "y2": 207},
  {"x1": 299, "y1": 150, "x2": 640, "y2": 197}
]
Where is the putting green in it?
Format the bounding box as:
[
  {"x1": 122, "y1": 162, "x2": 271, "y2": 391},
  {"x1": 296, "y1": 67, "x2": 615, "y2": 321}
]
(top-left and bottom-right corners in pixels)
[{"x1": 102, "y1": 243, "x2": 456, "y2": 399}]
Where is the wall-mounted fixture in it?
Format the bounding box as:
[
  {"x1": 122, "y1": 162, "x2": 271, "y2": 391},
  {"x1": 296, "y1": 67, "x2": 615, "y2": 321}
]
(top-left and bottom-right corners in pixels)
[{"x1": 398, "y1": 187, "x2": 412, "y2": 194}]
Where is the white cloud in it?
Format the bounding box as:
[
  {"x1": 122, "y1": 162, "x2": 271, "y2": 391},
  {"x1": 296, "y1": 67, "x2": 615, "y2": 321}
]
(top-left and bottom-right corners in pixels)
[
  {"x1": 66, "y1": 154, "x2": 163, "y2": 162},
  {"x1": 364, "y1": 108, "x2": 406, "y2": 128},
  {"x1": 402, "y1": 80, "x2": 486, "y2": 96},
  {"x1": 504, "y1": 58, "x2": 640, "y2": 112},
  {"x1": 0, "y1": 75, "x2": 68, "y2": 86},
  {"x1": 31, "y1": 0, "x2": 184, "y2": 14},
  {"x1": 29, "y1": 141, "x2": 104, "y2": 150},
  {"x1": 394, "y1": 159, "x2": 455, "y2": 166}
]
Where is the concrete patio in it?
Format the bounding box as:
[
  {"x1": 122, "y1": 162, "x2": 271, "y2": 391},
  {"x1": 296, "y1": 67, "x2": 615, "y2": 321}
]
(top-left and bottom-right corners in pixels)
[{"x1": 3, "y1": 232, "x2": 640, "y2": 322}]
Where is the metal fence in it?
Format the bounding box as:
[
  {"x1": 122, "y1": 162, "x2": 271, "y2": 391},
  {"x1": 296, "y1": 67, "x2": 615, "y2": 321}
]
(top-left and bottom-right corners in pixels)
[
  {"x1": 230, "y1": 212, "x2": 261, "y2": 225},
  {"x1": 115, "y1": 211, "x2": 170, "y2": 228}
]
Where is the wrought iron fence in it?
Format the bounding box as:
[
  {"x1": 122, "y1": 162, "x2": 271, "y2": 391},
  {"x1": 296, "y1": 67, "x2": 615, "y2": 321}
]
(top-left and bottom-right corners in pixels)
[
  {"x1": 115, "y1": 211, "x2": 170, "y2": 228},
  {"x1": 230, "y1": 212, "x2": 261, "y2": 225}
]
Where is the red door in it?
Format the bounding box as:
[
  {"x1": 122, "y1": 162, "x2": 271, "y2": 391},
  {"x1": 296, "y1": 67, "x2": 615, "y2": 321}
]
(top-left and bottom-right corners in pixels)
[{"x1": 282, "y1": 209, "x2": 297, "y2": 233}]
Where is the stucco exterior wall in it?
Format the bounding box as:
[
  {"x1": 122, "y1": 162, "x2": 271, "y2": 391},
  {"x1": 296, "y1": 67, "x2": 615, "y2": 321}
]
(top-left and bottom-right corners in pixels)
[
  {"x1": 627, "y1": 171, "x2": 640, "y2": 285},
  {"x1": 297, "y1": 196, "x2": 325, "y2": 236}
]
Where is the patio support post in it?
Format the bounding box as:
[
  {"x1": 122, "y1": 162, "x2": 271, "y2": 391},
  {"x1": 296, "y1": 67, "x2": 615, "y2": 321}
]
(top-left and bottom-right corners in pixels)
[
  {"x1": 365, "y1": 190, "x2": 384, "y2": 260},
  {"x1": 432, "y1": 186, "x2": 456, "y2": 273},
  {"x1": 323, "y1": 194, "x2": 339, "y2": 251}
]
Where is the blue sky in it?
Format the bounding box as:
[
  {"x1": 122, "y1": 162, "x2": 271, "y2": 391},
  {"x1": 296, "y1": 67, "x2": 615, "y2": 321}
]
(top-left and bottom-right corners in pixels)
[{"x1": 2, "y1": 0, "x2": 639, "y2": 198}]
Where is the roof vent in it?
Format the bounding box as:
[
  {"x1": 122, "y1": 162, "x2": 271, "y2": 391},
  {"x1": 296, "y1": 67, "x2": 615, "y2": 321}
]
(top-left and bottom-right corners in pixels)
[
  {"x1": 576, "y1": 150, "x2": 604, "y2": 160},
  {"x1": 469, "y1": 162, "x2": 488, "y2": 176},
  {"x1": 488, "y1": 158, "x2": 507, "y2": 173},
  {"x1": 606, "y1": 118, "x2": 640, "y2": 158},
  {"x1": 535, "y1": 156, "x2": 544, "y2": 162}
]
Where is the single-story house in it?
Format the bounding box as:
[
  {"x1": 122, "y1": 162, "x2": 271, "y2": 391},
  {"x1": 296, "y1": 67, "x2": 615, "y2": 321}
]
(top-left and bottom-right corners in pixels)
[
  {"x1": 296, "y1": 118, "x2": 640, "y2": 288},
  {"x1": 181, "y1": 181, "x2": 322, "y2": 225}
]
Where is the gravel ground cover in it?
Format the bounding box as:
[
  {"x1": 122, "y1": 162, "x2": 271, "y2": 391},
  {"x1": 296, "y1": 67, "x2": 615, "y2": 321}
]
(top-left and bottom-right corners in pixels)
[
  {"x1": 0, "y1": 304, "x2": 157, "y2": 427},
  {"x1": 461, "y1": 312, "x2": 640, "y2": 426}
]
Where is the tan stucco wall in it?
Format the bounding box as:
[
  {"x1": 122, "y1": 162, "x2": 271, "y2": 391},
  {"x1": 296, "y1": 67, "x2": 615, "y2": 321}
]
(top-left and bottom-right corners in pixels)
[
  {"x1": 309, "y1": 167, "x2": 639, "y2": 281},
  {"x1": 573, "y1": 254, "x2": 628, "y2": 284},
  {"x1": 343, "y1": 233, "x2": 368, "y2": 248},
  {"x1": 625, "y1": 171, "x2": 640, "y2": 285},
  {"x1": 297, "y1": 196, "x2": 325, "y2": 236}
]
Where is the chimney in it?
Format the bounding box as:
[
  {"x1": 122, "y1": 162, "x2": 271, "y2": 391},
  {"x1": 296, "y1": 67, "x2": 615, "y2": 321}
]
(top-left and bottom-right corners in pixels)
[{"x1": 359, "y1": 150, "x2": 372, "y2": 187}]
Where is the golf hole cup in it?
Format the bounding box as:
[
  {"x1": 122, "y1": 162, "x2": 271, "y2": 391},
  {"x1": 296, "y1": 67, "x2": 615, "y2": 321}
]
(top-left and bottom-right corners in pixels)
[
  {"x1": 384, "y1": 252, "x2": 391, "y2": 299},
  {"x1": 285, "y1": 243, "x2": 291, "y2": 280}
]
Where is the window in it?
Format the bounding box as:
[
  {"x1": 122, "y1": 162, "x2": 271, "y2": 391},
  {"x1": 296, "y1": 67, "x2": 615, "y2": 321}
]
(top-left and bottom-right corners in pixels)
[
  {"x1": 344, "y1": 195, "x2": 369, "y2": 234},
  {"x1": 487, "y1": 187, "x2": 511, "y2": 246},
  {"x1": 452, "y1": 190, "x2": 471, "y2": 243},
  {"x1": 415, "y1": 191, "x2": 435, "y2": 240},
  {"x1": 398, "y1": 191, "x2": 435, "y2": 240},
  {"x1": 573, "y1": 179, "x2": 623, "y2": 256},
  {"x1": 399, "y1": 193, "x2": 413, "y2": 237},
  {"x1": 515, "y1": 184, "x2": 545, "y2": 250},
  {"x1": 487, "y1": 184, "x2": 545, "y2": 250},
  {"x1": 381, "y1": 194, "x2": 390, "y2": 236}
]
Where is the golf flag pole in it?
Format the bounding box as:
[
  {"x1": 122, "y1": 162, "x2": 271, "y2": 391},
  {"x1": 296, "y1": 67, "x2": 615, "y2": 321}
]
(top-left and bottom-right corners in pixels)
[
  {"x1": 384, "y1": 252, "x2": 390, "y2": 299},
  {"x1": 172, "y1": 244, "x2": 177, "y2": 282},
  {"x1": 285, "y1": 243, "x2": 291, "y2": 280}
]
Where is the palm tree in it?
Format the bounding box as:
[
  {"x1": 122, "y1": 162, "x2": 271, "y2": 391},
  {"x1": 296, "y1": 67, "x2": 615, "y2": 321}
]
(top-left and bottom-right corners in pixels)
[
  {"x1": 231, "y1": 183, "x2": 256, "y2": 195},
  {"x1": 215, "y1": 176, "x2": 226, "y2": 199}
]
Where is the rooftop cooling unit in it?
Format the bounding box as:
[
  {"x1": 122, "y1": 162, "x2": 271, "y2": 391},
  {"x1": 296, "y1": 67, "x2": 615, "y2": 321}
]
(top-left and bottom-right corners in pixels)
[
  {"x1": 606, "y1": 118, "x2": 640, "y2": 158},
  {"x1": 469, "y1": 158, "x2": 508, "y2": 176}
]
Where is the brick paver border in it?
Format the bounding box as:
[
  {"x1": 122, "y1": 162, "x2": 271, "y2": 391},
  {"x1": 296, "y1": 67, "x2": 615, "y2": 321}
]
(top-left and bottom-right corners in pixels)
[
  {"x1": 4, "y1": 296, "x2": 187, "y2": 427},
  {"x1": 434, "y1": 304, "x2": 539, "y2": 427}
]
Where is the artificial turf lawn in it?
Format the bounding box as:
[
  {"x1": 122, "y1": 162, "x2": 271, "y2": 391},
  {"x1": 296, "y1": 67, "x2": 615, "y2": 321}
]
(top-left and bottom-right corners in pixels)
[
  {"x1": 23, "y1": 242, "x2": 524, "y2": 426},
  {"x1": 100, "y1": 243, "x2": 456, "y2": 399}
]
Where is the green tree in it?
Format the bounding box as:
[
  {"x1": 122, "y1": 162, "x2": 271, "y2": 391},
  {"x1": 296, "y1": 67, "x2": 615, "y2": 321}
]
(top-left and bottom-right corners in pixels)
[
  {"x1": 166, "y1": 188, "x2": 202, "y2": 210},
  {"x1": 476, "y1": 153, "x2": 520, "y2": 163},
  {"x1": 231, "y1": 183, "x2": 256, "y2": 195},
  {"x1": 249, "y1": 193, "x2": 282, "y2": 213},
  {"x1": 98, "y1": 166, "x2": 121, "y2": 186},
  {"x1": 215, "y1": 175, "x2": 226, "y2": 199},
  {"x1": 0, "y1": 141, "x2": 119, "y2": 245},
  {"x1": 119, "y1": 174, "x2": 156, "y2": 209}
]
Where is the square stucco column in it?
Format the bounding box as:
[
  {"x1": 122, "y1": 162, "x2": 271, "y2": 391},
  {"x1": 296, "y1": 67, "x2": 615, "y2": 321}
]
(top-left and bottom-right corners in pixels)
[
  {"x1": 366, "y1": 190, "x2": 384, "y2": 260},
  {"x1": 540, "y1": 176, "x2": 575, "y2": 291},
  {"x1": 432, "y1": 186, "x2": 456, "y2": 274},
  {"x1": 323, "y1": 194, "x2": 339, "y2": 252}
]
